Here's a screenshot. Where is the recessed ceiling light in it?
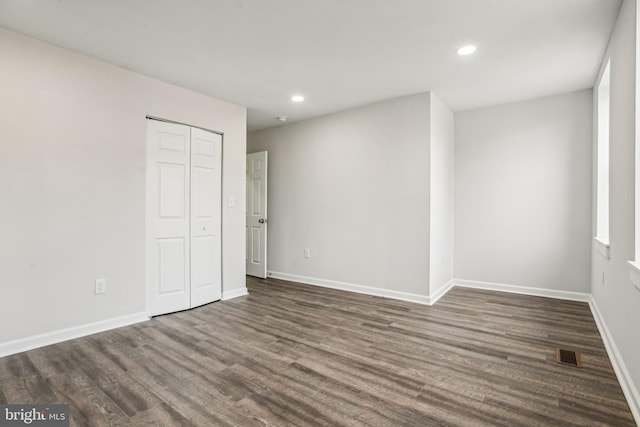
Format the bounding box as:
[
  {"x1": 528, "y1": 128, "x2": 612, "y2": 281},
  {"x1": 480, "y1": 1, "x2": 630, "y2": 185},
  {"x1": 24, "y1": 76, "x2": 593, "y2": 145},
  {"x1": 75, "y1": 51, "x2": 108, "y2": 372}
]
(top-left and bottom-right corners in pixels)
[
  {"x1": 291, "y1": 95, "x2": 305, "y2": 102},
  {"x1": 277, "y1": 116, "x2": 287, "y2": 122},
  {"x1": 456, "y1": 45, "x2": 477, "y2": 56}
]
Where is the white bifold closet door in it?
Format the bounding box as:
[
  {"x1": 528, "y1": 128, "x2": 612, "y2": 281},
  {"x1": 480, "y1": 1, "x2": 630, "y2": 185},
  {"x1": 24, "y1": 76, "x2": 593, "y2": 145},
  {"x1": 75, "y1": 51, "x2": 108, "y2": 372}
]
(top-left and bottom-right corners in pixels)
[{"x1": 146, "y1": 119, "x2": 222, "y2": 317}]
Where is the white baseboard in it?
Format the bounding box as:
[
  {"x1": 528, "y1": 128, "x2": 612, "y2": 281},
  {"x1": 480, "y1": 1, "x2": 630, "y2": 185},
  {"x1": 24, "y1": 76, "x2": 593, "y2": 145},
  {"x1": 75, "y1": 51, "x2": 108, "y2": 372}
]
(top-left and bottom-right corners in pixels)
[
  {"x1": 222, "y1": 287, "x2": 248, "y2": 300},
  {"x1": 454, "y1": 279, "x2": 591, "y2": 302},
  {"x1": 0, "y1": 312, "x2": 149, "y2": 358},
  {"x1": 589, "y1": 297, "x2": 640, "y2": 425},
  {"x1": 430, "y1": 280, "x2": 455, "y2": 304},
  {"x1": 0, "y1": 286, "x2": 249, "y2": 358},
  {"x1": 268, "y1": 271, "x2": 433, "y2": 305}
]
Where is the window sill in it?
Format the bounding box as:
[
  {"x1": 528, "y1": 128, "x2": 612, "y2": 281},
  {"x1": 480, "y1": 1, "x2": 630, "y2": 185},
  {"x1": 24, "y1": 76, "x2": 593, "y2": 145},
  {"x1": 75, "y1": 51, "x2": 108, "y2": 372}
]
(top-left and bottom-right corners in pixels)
[
  {"x1": 593, "y1": 237, "x2": 611, "y2": 259},
  {"x1": 628, "y1": 261, "x2": 640, "y2": 292}
]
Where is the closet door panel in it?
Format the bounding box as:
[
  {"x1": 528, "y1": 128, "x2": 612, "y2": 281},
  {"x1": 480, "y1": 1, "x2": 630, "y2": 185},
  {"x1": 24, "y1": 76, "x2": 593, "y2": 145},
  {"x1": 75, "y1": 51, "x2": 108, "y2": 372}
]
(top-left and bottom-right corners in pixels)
[
  {"x1": 146, "y1": 120, "x2": 191, "y2": 316},
  {"x1": 190, "y1": 128, "x2": 222, "y2": 307}
]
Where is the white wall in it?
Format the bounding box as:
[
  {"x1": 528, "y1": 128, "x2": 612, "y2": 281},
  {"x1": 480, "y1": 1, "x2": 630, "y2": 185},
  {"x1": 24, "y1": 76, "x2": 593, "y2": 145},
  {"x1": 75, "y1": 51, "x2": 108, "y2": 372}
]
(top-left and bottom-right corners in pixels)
[
  {"x1": 591, "y1": 0, "x2": 640, "y2": 418},
  {"x1": 248, "y1": 94, "x2": 431, "y2": 298},
  {"x1": 454, "y1": 90, "x2": 593, "y2": 292},
  {"x1": 428, "y1": 94, "x2": 454, "y2": 295},
  {"x1": 0, "y1": 28, "x2": 247, "y2": 345}
]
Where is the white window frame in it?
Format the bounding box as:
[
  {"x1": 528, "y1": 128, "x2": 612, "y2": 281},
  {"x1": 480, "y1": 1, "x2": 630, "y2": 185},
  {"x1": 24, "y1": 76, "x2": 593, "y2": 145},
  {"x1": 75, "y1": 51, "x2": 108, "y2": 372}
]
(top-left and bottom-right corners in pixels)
[
  {"x1": 595, "y1": 59, "x2": 611, "y2": 259},
  {"x1": 629, "y1": 0, "x2": 640, "y2": 291}
]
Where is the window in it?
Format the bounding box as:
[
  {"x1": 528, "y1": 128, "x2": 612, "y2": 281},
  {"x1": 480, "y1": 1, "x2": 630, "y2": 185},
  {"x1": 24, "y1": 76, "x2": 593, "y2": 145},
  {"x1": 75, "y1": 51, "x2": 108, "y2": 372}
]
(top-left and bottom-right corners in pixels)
[{"x1": 595, "y1": 59, "x2": 611, "y2": 259}]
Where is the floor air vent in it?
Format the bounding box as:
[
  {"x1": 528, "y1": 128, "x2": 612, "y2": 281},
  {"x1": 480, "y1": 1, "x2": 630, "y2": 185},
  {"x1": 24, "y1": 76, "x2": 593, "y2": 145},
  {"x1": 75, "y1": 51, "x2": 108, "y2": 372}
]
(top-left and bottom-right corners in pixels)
[{"x1": 556, "y1": 348, "x2": 582, "y2": 367}]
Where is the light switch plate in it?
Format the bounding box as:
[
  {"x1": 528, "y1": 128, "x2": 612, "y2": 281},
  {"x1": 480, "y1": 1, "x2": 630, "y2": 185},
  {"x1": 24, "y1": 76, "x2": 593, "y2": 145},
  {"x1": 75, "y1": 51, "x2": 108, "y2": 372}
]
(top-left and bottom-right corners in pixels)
[{"x1": 95, "y1": 278, "x2": 107, "y2": 294}]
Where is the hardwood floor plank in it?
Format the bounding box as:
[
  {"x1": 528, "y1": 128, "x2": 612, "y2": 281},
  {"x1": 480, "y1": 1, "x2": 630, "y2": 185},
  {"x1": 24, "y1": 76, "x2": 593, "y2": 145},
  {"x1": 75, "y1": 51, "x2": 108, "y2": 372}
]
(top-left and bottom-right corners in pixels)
[
  {"x1": 127, "y1": 401, "x2": 199, "y2": 427},
  {"x1": 1, "y1": 373, "x2": 58, "y2": 404},
  {"x1": 46, "y1": 369, "x2": 130, "y2": 427},
  {"x1": 3, "y1": 353, "x2": 39, "y2": 379},
  {"x1": 24, "y1": 343, "x2": 78, "y2": 380}
]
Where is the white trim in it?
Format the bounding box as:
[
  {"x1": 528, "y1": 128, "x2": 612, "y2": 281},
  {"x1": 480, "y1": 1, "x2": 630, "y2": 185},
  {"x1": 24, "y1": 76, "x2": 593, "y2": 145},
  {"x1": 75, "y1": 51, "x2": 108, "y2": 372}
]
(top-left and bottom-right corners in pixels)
[
  {"x1": 0, "y1": 312, "x2": 149, "y2": 358},
  {"x1": 268, "y1": 271, "x2": 433, "y2": 305},
  {"x1": 628, "y1": 261, "x2": 640, "y2": 292},
  {"x1": 635, "y1": 0, "x2": 640, "y2": 279},
  {"x1": 453, "y1": 279, "x2": 591, "y2": 302},
  {"x1": 594, "y1": 237, "x2": 611, "y2": 259},
  {"x1": 595, "y1": 59, "x2": 611, "y2": 246},
  {"x1": 222, "y1": 287, "x2": 248, "y2": 300},
  {"x1": 589, "y1": 296, "x2": 640, "y2": 425},
  {"x1": 430, "y1": 280, "x2": 455, "y2": 304}
]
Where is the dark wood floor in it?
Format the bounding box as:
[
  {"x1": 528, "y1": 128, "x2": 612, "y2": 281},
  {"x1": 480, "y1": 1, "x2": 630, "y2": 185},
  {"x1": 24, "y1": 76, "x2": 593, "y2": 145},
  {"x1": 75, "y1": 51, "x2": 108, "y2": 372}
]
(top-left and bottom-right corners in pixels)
[{"x1": 0, "y1": 277, "x2": 635, "y2": 426}]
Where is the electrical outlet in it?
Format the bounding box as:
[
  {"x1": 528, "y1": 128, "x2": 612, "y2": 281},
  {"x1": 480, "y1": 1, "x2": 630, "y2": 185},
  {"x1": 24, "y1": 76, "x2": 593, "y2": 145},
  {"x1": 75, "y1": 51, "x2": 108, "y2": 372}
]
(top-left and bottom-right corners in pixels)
[
  {"x1": 95, "y1": 278, "x2": 107, "y2": 294},
  {"x1": 304, "y1": 248, "x2": 311, "y2": 259}
]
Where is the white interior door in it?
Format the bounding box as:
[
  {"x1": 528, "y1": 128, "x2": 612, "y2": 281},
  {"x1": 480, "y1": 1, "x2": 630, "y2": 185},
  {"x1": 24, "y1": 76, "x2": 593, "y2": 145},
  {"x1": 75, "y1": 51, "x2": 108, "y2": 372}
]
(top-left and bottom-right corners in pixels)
[
  {"x1": 246, "y1": 151, "x2": 268, "y2": 278},
  {"x1": 190, "y1": 128, "x2": 222, "y2": 307},
  {"x1": 146, "y1": 120, "x2": 191, "y2": 316},
  {"x1": 146, "y1": 120, "x2": 222, "y2": 316}
]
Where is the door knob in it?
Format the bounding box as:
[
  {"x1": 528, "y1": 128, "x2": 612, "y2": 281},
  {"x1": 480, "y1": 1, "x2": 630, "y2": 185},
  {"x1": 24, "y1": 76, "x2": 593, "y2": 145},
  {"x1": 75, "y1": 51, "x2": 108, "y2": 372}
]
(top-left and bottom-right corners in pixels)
[{"x1": 258, "y1": 218, "x2": 267, "y2": 224}]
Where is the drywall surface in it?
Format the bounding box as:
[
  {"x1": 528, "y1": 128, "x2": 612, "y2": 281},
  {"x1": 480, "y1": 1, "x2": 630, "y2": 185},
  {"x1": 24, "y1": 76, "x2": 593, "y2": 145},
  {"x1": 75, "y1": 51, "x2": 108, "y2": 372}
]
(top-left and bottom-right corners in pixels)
[
  {"x1": 248, "y1": 94, "x2": 431, "y2": 296},
  {"x1": 0, "y1": 28, "x2": 247, "y2": 344},
  {"x1": 590, "y1": 0, "x2": 640, "y2": 417},
  {"x1": 428, "y1": 94, "x2": 454, "y2": 295},
  {"x1": 454, "y1": 90, "x2": 592, "y2": 292}
]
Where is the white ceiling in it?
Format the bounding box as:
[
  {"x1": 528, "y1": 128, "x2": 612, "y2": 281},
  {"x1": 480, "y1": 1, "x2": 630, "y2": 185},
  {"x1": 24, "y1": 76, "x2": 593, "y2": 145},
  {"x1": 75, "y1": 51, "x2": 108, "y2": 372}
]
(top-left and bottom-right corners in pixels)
[{"x1": 0, "y1": 0, "x2": 621, "y2": 131}]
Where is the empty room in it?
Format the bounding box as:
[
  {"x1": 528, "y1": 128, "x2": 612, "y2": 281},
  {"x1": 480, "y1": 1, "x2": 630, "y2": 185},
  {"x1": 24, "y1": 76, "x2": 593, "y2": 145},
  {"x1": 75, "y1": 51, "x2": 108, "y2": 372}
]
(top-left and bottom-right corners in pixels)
[{"x1": 1, "y1": 0, "x2": 639, "y2": 426}]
